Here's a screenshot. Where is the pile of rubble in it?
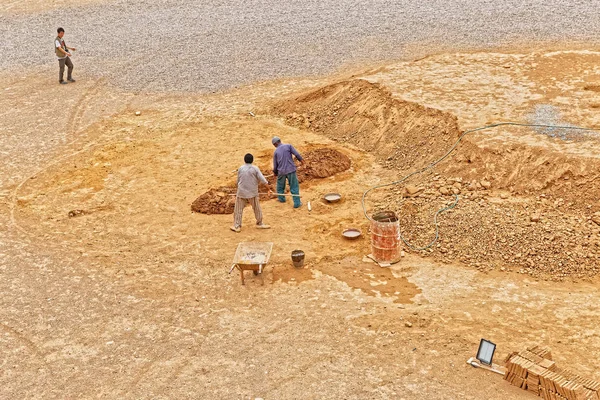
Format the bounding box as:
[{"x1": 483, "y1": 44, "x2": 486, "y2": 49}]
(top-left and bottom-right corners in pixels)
[
  {"x1": 505, "y1": 345, "x2": 600, "y2": 399},
  {"x1": 374, "y1": 175, "x2": 600, "y2": 279}
]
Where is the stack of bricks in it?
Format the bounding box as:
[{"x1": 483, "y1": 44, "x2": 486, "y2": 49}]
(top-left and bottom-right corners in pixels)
[{"x1": 504, "y1": 345, "x2": 600, "y2": 400}]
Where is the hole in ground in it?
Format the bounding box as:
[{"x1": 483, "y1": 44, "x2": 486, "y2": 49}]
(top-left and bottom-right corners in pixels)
[{"x1": 191, "y1": 148, "x2": 351, "y2": 214}]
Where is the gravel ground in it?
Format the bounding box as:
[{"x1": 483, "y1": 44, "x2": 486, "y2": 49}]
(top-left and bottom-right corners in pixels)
[{"x1": 2, "y1": 0, "x2": 600, "y2": 92}]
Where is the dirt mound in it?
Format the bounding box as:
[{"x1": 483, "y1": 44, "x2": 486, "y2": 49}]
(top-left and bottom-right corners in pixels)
[
  {"x1": 273, "y1": 79, "x2": 465, "y2": 172},
  {"x1": 375, "y1": 176, "x2": 600, "y2": 280},
  {"x1": 191, "y1": 148, "x2": 351, "y2": 214},
  {"x1": 274, "y1": 80, "x2": 600, "y2": 279},
  {"x1": 296, "y1": 148, "x2": 351, "y2": 180},
  {"x1": 274, "y1": 79, "x2": 600, "y2": 211},
  {"x1": 191, "y1": 187, "x2": 238, "y2": 214},
  {"x1": 273, "y1": 79, "x2": 600, "y2": 208}
]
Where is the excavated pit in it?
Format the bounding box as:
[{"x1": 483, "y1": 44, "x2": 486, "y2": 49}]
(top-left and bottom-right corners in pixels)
[{"x1": 191, "y1": 148, "x2": 351, "y2": 214}]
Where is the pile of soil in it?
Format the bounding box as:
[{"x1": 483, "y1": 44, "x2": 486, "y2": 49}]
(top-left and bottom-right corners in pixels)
[
  {"x1": 274, "y1": 80, "x2": 600, "y2": 279},
  {"x1": 374, "y1": 176, "x2": 600, "y2": 280},
  {"x1": 296, "y1": 148, "x2": 352, "y2": 181},
  {"x1": 273, "y1": 79, "x2": 600, "y2": 209},
  {"x1": 273, "y1": 79, "x2": 464, "y2": 173},
  {"x1": 191, "y1": 148, "x2": 351, "y2": 214},
  {"x1": 191, "y1": 187, "x2": 238, "y2": 214}
]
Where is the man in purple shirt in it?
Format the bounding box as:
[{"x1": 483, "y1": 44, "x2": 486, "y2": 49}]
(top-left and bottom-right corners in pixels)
[{"x1": 272, "y1": 136, "x2": 304, "y2": 208}]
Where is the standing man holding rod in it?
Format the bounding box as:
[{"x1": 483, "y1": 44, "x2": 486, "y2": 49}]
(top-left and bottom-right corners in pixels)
[
  {"x1": 272, "y1": 136, "x2": 303, "y2": 209},
  {"x1": 55, "y1": 27, "x2": 76, "y2": 85},
  {"x1": 231, "y1": 153, "x2": 272, "y2": 233}
]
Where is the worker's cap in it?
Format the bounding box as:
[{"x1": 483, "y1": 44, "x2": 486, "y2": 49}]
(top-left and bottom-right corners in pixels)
[{"x1": 271, "y1": 136, "x2": 281, "y2": 145}]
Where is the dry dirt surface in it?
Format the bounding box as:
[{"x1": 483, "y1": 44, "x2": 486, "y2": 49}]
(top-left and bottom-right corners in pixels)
[
  {"x1": 4, "y1": 4, "x2": 600, "y2": 399},
  {"x1": 3, "y1": 49, "x2": 600, "y2": 399}
]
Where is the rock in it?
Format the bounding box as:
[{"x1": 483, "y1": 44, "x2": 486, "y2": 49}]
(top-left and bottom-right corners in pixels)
[
  {"x1": 135, "y1": 111, "x2": 141, "y2": 116},
  {"x1": 451, "y1": 187, "x2": 461, "y2": 195},
  {"x1": 405, "y1": 321, "x2": 413, "y2": 328},
  {"x1": 592, "y1": 212, "x2": 600, "y2": 226},
  {"x1": 530, "y1": 214, "x2": 541, "y2": 222},
  {"x1": 439, "y1": 187, "x2": 450, "y2": 196},
  {"x1": 481, "y1": 180, "x2": 492, "y2": 189},
  {"x1": 68, "y1": 209, "x2": 86, "y2": 218},
  {"x1": 405, "y1": 185, "x2": 424, "y2": 196},
  {"x1": 400, "y1": 251, "x2": 406, "y2": 258},
  {"x1": 500, "y1": 193, "x2": 509, "y2": 199}
]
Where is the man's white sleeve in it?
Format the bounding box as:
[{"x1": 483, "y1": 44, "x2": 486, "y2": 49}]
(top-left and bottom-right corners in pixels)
[{"x1": 256, "y1": 167, "x2": 268, "y2": 185}]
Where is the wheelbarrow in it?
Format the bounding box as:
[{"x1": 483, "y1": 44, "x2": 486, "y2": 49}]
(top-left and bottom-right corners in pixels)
[{"x1": 228, "y1": 242, "x2": 273, "y2": 285}]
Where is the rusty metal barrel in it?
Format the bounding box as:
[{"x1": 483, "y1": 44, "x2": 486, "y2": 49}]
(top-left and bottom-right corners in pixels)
[{"x1": 370, "y1": 211, "x2": 401, "y2": 264}]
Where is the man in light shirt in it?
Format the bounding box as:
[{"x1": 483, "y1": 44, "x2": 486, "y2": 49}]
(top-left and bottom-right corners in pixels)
[
  {"x1": 231, "y1": 153, "x2": 272, "y2": 233},
  {"x1": 55, "y1": 27, "x2": 76, "y2": 84}
]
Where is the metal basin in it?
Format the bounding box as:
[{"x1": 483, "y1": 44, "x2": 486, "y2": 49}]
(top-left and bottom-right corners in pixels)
[
  {"x1": 323, "y1": 193, "x2": 342, "y2": 203},
  {"x1": 342, "y1": 228, "x2": 362, "y2": 240}
]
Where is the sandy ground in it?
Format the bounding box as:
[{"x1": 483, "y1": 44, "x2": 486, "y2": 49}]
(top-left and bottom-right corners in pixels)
[
  {"x1": 3, "y1": 48, "x2": 600, "y2": 399},
  {"x1": 4, "y1": 2, "x2": 600, "y2": 400}
]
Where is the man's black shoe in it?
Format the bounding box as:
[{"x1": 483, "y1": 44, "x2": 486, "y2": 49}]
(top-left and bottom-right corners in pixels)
[
  {"x1": 60, "y1": 81, "x2": 68, "y2": 85},
  {"x1": 68, "y1": 78, "x2": 76, "y2": 82}
]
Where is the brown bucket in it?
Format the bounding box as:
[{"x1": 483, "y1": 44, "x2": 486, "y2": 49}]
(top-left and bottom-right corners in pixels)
[{"x1": 370, "y1": 211, "x2": 401, "y2": 264}]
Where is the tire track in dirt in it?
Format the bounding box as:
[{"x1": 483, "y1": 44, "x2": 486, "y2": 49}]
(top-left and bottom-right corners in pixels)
[
  {"x1": 0, "y1": 322, "x2": 56, "y2": 378},
  {"x1": 66, "y1": 78, "x2": 106, "y2": 138},
  {"x1": 10, "y1": 78, "x2": 106, "y2": 236},
  {"x1": 9, "y1": 77, "x2": 141, "y2": 240}
]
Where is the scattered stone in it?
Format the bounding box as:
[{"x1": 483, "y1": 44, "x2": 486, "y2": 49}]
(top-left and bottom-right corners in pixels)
[
  {"x1": 135, "y1": 111, "x2": 141, "y2": 116},
  {"x1": 68, "y1": 209, "x2": 86, "y2": 218},
  {"x1": 405, "y1": 321, "x2": 413, "y2": 328},
  {"x1": 405, "y1": 184, "x2": 424, "y2": 196},
  {"x1": 480, "y1": 180, "x2": 492, "y2": 189},
  {"x1": 530, "y1": 214, "x2": 541, "y2": 222}
]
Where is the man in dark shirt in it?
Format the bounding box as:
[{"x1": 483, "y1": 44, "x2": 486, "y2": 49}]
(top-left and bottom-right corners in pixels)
[{"x1": 272, "y1": 136, "x2": 303, "y2": 208}]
